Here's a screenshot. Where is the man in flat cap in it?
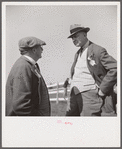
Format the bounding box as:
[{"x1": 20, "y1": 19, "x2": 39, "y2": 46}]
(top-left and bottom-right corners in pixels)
[
  {"x1": 6, "y1": 36, "x2": 51, "y2": 116},
  {"x1": 64, "y1": 24, "x2": 117, "y2": 116}
]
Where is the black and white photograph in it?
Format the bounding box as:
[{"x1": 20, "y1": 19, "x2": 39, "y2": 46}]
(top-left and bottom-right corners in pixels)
[{"x1": 2, "y1": 1, "x2": 120, "y2": 148}]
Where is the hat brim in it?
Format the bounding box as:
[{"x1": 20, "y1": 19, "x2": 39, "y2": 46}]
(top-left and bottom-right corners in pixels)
[{"x1": 68, "y1": 27, "x2": 90, "y2": 38}]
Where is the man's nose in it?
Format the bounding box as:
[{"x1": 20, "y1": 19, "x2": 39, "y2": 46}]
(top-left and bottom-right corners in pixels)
[
  {"x1": 72, "y1": 37, "x2": 76, "y2": 41},
  {"x1": 41, "y1": 47, "x2": 43, "y2": 51},
  {"x1": 72, "y1": 38, "x2": 75, "y2": 41}
]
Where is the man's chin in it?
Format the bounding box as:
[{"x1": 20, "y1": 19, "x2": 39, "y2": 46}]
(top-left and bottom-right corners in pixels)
[
  {"x1": 75, "y1": 44, "x2": 80, "y2": 47},
  {"x1": 74, "y1": 42, "x2": 80, "y2": 47}
]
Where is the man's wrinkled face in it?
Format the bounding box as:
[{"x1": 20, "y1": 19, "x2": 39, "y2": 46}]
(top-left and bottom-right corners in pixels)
[
  {"x1": 71, "y1": 32, "x2": 86, "y2": 47},
  {"x1": 34, "y1": 46, "x2": 43, "y2": 60}
]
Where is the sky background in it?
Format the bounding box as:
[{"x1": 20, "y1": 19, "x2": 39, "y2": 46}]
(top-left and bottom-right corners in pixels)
[{"x1": 5, "y1": 3, "x2": 118, "y2": 85}]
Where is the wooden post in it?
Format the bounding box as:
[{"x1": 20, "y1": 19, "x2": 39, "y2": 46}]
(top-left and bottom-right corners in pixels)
[
  {"x1": 56, "y1": 82, "x2": 59, "y2": 116},
  {"x1": 56, "y1": 82, "x2": 59, "y2": 104}
]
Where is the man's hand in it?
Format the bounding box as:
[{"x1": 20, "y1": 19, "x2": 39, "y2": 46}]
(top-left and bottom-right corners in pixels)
[
  {"x1": 98, "y1": 89, "x2": 105, "y2": 97},
  {"x1": 63, "y1": 78, "x2": 69, "y2": 88}
]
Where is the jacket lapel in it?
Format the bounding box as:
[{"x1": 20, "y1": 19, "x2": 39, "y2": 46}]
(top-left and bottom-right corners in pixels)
[
  {"x1": 31, "y1": 65, "x2": 42, "y2": 78},
  {"x1": 87, "y1": 41, "x2": 93, "y2": 58},
  {"x1": 21, "y1": 56, "x2": 41, "y2": 78},
  {"x1": 71, "y1": 41, "x2": 94, "y2": 78},
  {"x1": 86, "y1": 42, "x2": 95, "y2": 79}
]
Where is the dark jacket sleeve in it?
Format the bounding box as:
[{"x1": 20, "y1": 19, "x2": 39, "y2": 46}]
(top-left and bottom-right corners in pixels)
[
  {"x1": 12, "y1": 65, "x2": 33, "y2": 116},
  {"x1": 99, "y1": 48, "x2": 117, "y2": 94},
  {"x1": 70, "y1": 52, "x2": 79, "y2": 79}
]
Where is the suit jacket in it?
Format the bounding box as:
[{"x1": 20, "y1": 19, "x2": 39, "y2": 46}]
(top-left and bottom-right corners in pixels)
[
  {"x1": 6, "y1": 56, "x2": 51, "y2": 116},
  {"x1": 71, "y1": 41, "x2": 117, "y2": 113},
  {"x1": 71, "y1": 41, "x2": 117, "y2": 95}
]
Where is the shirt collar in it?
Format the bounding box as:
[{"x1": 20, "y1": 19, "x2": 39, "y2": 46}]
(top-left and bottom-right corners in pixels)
[{"x1": 23, "y1": 55, "x2": 36, "y2": 65}]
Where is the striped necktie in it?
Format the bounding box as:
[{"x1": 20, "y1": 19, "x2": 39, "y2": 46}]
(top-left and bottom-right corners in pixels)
[
  {"x1": 34, "y1": 63, "x2": 42, "y2": 79},
  {"x1": 35, "y1": 63, "x2": 40, "y2": 73}
]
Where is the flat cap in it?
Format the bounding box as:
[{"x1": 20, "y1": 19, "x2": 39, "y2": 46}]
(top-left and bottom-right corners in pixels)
[{"x1": 18, "y1": 36, "x2": 46, "y2": 50}]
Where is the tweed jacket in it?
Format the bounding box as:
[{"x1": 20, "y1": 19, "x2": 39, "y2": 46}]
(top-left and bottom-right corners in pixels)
[
  {"x1": 6, "y1": 56, "x2": 51, "y2": 116},
  {"x1": 71, "y1": 41, "x2": 117, "y2": 95}
]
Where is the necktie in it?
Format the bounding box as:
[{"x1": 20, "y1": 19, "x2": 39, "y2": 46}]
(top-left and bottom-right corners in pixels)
[
  {"x1": 34, "y1": 63, "x2": 42, "y2": 78},
  {"x1": 35, "y1": 63, "x2": 40, "y2": 72},
  {"x1": 35, "y1": 63, "x2": 42, "y2": 75},
  {"x1": 79, "y1": 47, "x2": 83, "y2": 56}
]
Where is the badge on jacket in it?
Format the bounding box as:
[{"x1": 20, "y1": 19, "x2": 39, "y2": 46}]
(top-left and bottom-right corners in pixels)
[{"x1": 88, "y1": 53, "x2": 96, "y2": 66}]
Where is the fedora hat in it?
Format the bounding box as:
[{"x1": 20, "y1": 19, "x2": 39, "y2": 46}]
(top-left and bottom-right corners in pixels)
[{"x1": 68, "y1": 24, "x2": 90, "y2": 38}]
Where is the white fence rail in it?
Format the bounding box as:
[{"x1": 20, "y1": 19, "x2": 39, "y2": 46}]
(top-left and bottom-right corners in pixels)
[{"x1": 47, "y1": 82, "x2": 70, "y2": 103}]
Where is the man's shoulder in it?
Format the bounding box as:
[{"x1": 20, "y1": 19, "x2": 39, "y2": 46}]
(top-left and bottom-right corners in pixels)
[
  {"x1": 90, "y1": 42, "x2": 104, "y2": 50},
  {"x1": 14, "y1": 56, "x2": 32, "y2": 69},
  {"x1": 87, "y1": 42, "x2": 106, "y2": 57}
]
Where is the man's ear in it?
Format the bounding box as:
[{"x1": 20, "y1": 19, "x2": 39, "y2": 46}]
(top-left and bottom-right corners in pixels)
[
  {"x1": 32, "y1": 47, "x2": 36, "y2": 53},
  {"x1": 83, "y1": 32, "x2": 87, "y2": 37}
]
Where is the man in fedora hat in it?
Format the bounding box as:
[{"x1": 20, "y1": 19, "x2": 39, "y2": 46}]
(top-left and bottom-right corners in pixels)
[
  {"x1": 6, "y1": 36, "x2": 51, "y2": 116},
  {"x1": 63, "y1": 24, "x2": 117, "y2": 116}
]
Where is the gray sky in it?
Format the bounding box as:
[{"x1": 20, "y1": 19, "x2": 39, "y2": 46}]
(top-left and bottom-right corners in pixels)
[{"x1": 5, "y1": 3, "x2": 118, "y2": 85}]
